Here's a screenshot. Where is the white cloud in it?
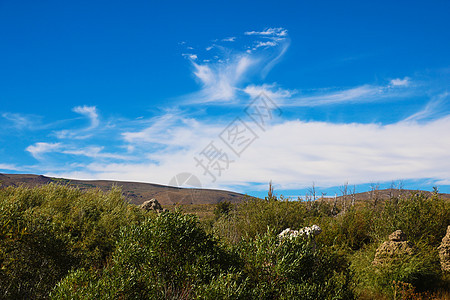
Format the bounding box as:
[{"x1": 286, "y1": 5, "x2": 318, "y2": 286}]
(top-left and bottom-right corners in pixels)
[
  {"x1": 181, "y1": 28, "x2": 290, "y2": 104},
  {"x1": 188, "y1": 55, "x2": 256, "y2": 102},
  {"x1": 390, "y1": 77, "x2": 410, "y2": 87},
  {"x1": 26, "y1": 141, "x2": 129, "y2": 161},
  {"x1": 48, "y1": 113, "x2": 450, "y2": 192},
  {"x1": 245, "y1": 27, "x2": 288, "y2": 37},
  {"x1": 403, "y1": 92, "x2": 449, "y2": 122},
  {"x1": 182, "y1": 53, "x2": 198, "y2": 60},
  {"x1": 222, "y1": 37, "x2": 236, "y2": 42},
  {"x1": 55, "y1": 105, "x2": 99, "y2": 139},
  {"x1": 244, "y1": 84, "x2": 295, "y2": 101},
  {"x1": 62, "y1": 146, "x2": 130, "y2": 160},
  {"x1": 1, "y1": 113, "x2": 35, "y2": 129},
  {"x1": 244, "y1": 81, "x2": 413, "y2": 107},
  {"x1": 0, "y1": 163, "x2": 20, "y2": 171},
  {"x1": 26, "y1": 142, "x2": 61, "y2": 159},
  {"x1": 254, "y1": 41, "x2": 277, "y2": 49},
  {"x1": 73, "y1": 105, "x2": 99, "y2": 129}
]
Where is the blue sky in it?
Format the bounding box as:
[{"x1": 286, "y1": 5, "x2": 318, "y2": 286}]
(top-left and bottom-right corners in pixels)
[{"x1": 1, "y1": 0, "x2": 449, "y2": 197}]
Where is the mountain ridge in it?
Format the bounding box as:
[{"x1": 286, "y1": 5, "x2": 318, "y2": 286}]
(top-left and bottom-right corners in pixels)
[{"x1": 0, "y1": 173, "x2": 249, "y2": 205}]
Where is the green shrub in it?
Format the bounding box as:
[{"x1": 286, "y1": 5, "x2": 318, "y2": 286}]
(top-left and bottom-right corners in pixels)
[
  {"x1": 52, "y1": 211, "x2": 239, "y2": 299},
  {"x1": 316, "y1": 206, "x2": 374, "y2": 250},
  {"x1": 234, "y1": 229, "x2": 355, "y2": 299},
  {"x1": 212, "y1": 197, "x2": 308, "y2": 243},
  {"x1": 214, "y1": 201, "x2": 233, "y2": 219},
  {"x1": 372, "y1": 193, "x2": 450, "y2": 245},
  {"x1": 0, "y1": 184, "x2": 145, "y2": 299},
  {"x1": 351, "y1": 241, "x2": 442, "y2": 297}
]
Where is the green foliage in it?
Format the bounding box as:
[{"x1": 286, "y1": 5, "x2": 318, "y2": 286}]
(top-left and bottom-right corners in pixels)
[
  {"x1": 1, "y1": 184, "x2": 449, "y2": 299},
  {"x1": 373, "y1": 193, "x2": 450, "y2": 245},
  {"x1": 234, "y1": 229, "x2": 354, "y2": 299},
  {"x1": 213, "y1": 197, "x2": 308, "y2": 243},
  {"x1": 51, "y1": 211, "x2": 239, "y2": 299},
  {"x1": 213, "y1": 201, "x2": 233, "y2": 219},
  {"x1": 351, "y1": 242, "x2": 442, "y2": 297},
  {"x1": 317, "y1": 206, "x2": 374, "y2": 250},
  {"x1": 0, "y1": 184, "x2": 145, "y2": 299}
]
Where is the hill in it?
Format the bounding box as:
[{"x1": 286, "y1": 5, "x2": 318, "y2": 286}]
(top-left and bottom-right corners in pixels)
[
  {"x1": 331, "y1": 188, "x2": 450, "y2": 202},
  {"x1": 0, "y1": 173, "x2": 248, "y2": 205}
]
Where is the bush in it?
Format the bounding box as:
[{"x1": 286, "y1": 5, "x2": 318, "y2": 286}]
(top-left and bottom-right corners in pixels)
[
  {"x1": 373, "y1": 193, "x2": 450, "y2": 246},
  {"x1": 214, "y1": 201, "x2": 233, "y2": 219},
  {"x1": 233, "y1": 229, "x2": 355, "y2": 299},
  {"x1": 316, "y1": 206, "x2": 374, "y2": 250},
  {"x1": 212, "y1": 197, "x2": 308, "y2": 243},
  {"x1": 52, "y1": 211, "x2": 239, "y2": 299},
  {"x1": 351, "y1": 241, "x2": 442, "y2": 297},
  {"x1": 0, "y1": 184, "x2": 145, "y2": 299}
]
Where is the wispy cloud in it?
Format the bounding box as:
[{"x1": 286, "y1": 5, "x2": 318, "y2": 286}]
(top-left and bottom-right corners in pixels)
[
  {"x1": 180, "y1": 28, "x2": 290, "y2": 104},
  {"x1": 26, "y1": 141, "x2": 129, "y2": 161},
  {"x1": 62, "y1": 146, "x2": 130, "y2": 160},
  {"x1": 254, "y1": 41, "x2": 277, "y2": 49},
  {"x1": 1, "y1": 113, "x2": 35, "y2": 129},
  {"x1": 390, "y1": 77, "x2": 410, "y2": 87},
  {"x1": 55, "y1": 105, "x2": 99, "y2": 139},
  {"x1": 222, "y1": 37, "x2": 236, "y2": 42},
  {"x1": 403, "y1": 92, "x2": 449, "y2": 122},
  {"x1": 0, "y1": 163, "x2": 20, "y2": 171},
  {"x1": 26, "y1": 142, "x2": 62, "y2": 159},
  {"x1": 182, "y1": 53, "x2": 198, "y2": 60},
  {"x1": 244, "y1": 27, "x2": 288, "y2": 37},
  {"x1": 46, "y1": 114, "x2": 450, "y2": 191},
  {"x1": 244, "y1": 81, "x2": 414, "y2": 107},
  {"x1": 188, "y1": 55, "x2": 256, "y2": 103}
]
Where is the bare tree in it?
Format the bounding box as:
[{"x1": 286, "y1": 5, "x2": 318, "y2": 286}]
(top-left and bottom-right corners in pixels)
[
  {"x1": 351, "y1": 185, "x2": 356, "y2": 207},
  {"x1": 308, "y1": 182, "x2": 317, "y2": 201},
  {"x1": 389, "y1": 180, "x2": 395, "y2": 199},
  {"x1": 398, "y1": 180, "x2": 404, "y2": 197},
  {"x1": 370, "y1": 182, "x2": 380, "y2": 207},
  {"x1": 331, "y1": 193, "x2": 338, "y2": 215},
  {"x1": 340, "y1": 181, "x2": 349, "y2": 212},
  {"x1": 432, "y1": 185, "x2": 439, "y2": 195},
  {"x1": 267, "y1": 180, "x2": 275, "y2": 201}
]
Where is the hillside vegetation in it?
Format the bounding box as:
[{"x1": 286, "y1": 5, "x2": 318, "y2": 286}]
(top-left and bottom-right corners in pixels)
[{"x1": 0, "y1": 183, "x2": 449, "y2": 299}]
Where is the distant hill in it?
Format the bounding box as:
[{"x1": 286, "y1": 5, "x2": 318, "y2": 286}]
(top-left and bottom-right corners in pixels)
[
  {"x1": 314, "y1": 188, "x2": 450, "y2": 202},
  {"x1": 1, "y1": 173, "x2": 448, "y2": 205},
  {"x1": 0, "y1": 173, "x2": 249, "y2": 205}
]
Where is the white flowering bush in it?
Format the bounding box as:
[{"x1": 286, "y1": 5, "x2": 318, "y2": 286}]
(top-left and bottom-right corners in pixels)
[
  {"x1": 233, "y1": 229, "x2": 354, "y2": 299},
  {"x1": 278, "y1": 225, "x2": 322, "y2": 240}
]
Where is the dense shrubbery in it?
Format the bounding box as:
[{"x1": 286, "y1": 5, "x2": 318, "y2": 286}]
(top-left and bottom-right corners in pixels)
[
  {"x1": 0, "y1": 184, "x2": 449, "y2": 299},
  {"x1": 52, "y1": 211, "x2": 238, "y2": 299},
  {"x1": 0, "y1": 184, "x2": 146, "y2": 299}
]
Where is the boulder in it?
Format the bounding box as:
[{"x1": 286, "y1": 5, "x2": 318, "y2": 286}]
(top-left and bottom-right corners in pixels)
[
  {"x1": 389, "y1": 230, "x2": 407, "y2": 242},
  {"x1": 438, "y1": 225, "x2": 450, "y2": 272},
  {"x1": 373, "y1": 230, "x2": 415, "y2": 265},
  {"x1": 140, "y1": 198, "x2": 166, "y2": 213}
]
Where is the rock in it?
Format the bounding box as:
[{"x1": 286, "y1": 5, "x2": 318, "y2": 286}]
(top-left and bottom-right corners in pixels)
[
  {"x1": 389, "y1": 230, "x2": 407, "y2": 242},
  {"x1": 438, "y1": 225, "x2": 450, "y2": 272},
  {"x1": 140, "y1": 198, "x2": 166, "y2": 213},
  {"x1": 373, "y1": 230, "x2": 415, "y2": 265}
]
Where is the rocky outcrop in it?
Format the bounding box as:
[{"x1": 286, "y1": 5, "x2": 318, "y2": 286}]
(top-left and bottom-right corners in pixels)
[
  {"x1": 438, "y1": 225, "x2": 450, "y2": 272},
  {"x1": 373, "y1": 230, "x2": 416, "y2": 265},
  {"x1": 140, "y1": 198, "x2": 166, "y2": 213}
]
